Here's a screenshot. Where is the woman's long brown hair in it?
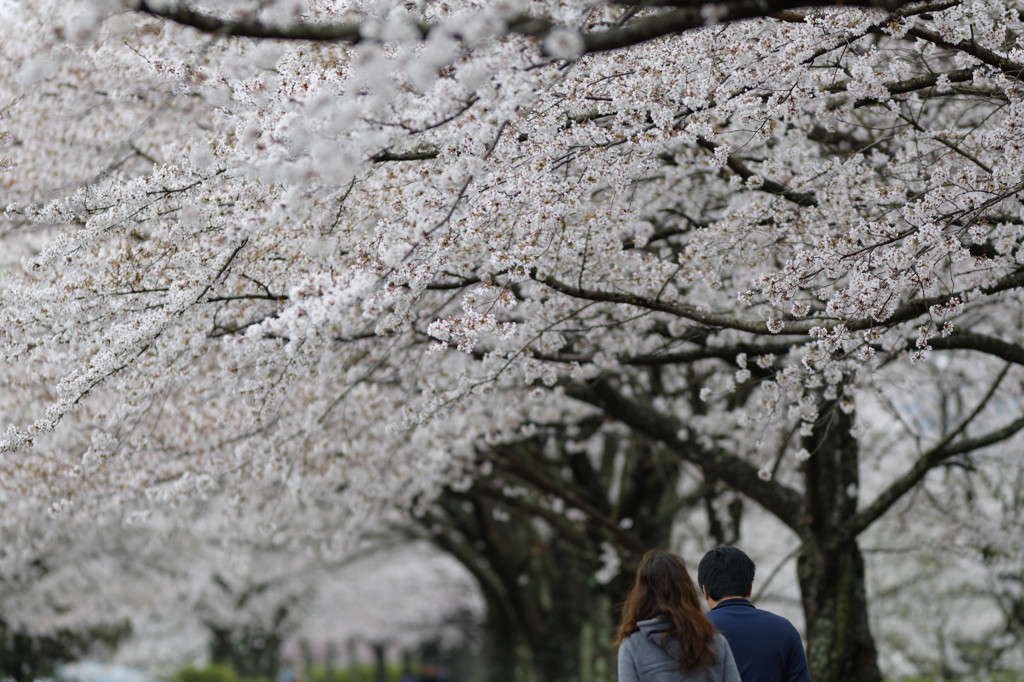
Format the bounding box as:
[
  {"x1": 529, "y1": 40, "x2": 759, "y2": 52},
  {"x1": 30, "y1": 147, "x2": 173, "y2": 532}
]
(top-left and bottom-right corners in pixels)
[{"x1": 613, "y1": 549, "x2": 718, "y2": 673}]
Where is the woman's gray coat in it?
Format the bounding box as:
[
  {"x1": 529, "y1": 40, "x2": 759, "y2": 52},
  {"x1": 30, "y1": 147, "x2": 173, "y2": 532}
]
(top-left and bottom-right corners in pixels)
[{"x1": 617, "y1": 617, "x2": 741, "y2": 682}]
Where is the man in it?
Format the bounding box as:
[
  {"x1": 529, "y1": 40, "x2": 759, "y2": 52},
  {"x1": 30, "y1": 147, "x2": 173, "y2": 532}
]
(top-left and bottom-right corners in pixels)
[{"x1": 697, "y1": 545, "x2": 811, "y2": 682}]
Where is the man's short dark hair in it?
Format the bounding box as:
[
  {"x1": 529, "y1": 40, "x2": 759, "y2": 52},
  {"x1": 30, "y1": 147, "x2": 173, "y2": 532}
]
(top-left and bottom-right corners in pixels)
[{"x1": 697, "y1": 545, "x2": 756, "y2": 601}]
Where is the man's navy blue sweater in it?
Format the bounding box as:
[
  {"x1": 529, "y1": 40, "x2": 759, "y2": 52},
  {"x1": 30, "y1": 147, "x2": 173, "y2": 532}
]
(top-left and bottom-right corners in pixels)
[{"x1": 704, "y1": 598, "x2": 810, "y2": 682}]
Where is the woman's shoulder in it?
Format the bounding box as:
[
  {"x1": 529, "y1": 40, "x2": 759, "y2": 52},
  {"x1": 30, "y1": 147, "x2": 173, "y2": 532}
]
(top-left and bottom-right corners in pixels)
[
  {"x1": 618, "y1": 630, "x2": 640, "y2": 647},
  {"x1": 617, "y1": 629, "x2": 644, "y2": 660}
]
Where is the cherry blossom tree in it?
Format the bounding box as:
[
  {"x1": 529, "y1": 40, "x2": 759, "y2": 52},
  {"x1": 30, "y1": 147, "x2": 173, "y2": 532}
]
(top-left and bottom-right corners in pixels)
[
  {"x1": 0, "y1": 485, "x2": 479, "y2": 677},
  {"x1": 5, "y1": 0, "x2": 1024, "y2": 681}
]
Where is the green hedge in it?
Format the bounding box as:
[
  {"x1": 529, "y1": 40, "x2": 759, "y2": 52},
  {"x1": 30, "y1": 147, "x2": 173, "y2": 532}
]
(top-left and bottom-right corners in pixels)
[
  {"x1": 173, "y1": 663, "x2": 409, "y2": 682},
  {"x1": 305, "y1": 664, "x2": 407, "y2": 682},
  {"x1": 174, "y1": 664, "x2": 240, "y2": 682},
  {"x1": 888, "y1": 671, "x2": 1024, "y2": 675}
]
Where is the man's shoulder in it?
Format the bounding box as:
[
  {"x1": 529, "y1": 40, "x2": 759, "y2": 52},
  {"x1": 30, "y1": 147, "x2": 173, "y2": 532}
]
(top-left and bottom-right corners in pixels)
[
  {"x1": 753, "y1": 606, "x2": 800, "y2": 626},
  {"x1": 747, "y1": 606, "x2": 803, "y2": 636},
  {"x1": 709, "y1": 601, "x2": 802, "y2": 635}
]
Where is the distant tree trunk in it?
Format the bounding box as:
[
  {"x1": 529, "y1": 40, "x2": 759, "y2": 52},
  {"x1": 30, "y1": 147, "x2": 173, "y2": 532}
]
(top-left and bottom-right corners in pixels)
[
  {"x1": 371, "y1": 642, "x2": 387, "y2": 682},
  {"x1": 300, "y1": 637, "x2": 315, "y2": 682},
  {"x1": 480, "y1": 602, "x2": 526, "y2": 682},
  {"x1": 400, "y1": 649, "x2": 413, "y2": 681},
  {"x1": 346, "y1": 638, "x2": 361, "y2": 682},
  {"x1": 207, "y1": 624, "x2": 283, "y2": 679},
  {"x1": 1, "y1": 629, "x2": 46, "y2": 682},
  {"x1": 530, "y1": 550, "x2": 600, "y2": 682},
  {"x1": 799, "y1": 405, "x2": 882, "y2": 682},
  {"x1": 324, "y1": 641, "x2": 337, "y2": 682},
  {"x1": 420, "y1": 428, "x2": 689, "y2": 682}
]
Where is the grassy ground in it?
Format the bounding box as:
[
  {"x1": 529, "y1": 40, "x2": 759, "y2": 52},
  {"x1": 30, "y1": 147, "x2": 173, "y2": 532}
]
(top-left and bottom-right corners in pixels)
[{"x1": 174, "y1": 663, "x2": 410, "y2": 682}]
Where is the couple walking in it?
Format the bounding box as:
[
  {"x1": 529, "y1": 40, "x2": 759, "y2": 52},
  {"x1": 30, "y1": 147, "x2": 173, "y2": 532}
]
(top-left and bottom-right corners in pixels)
[{"x1": 615, "y1": 546, "x2": 810, "y2": 682}]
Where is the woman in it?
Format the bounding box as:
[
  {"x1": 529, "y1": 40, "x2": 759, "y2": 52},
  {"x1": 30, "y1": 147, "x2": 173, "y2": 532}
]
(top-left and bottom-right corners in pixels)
[{"x1": 615, "y1": 550, "x2": 741, "y2": 682}]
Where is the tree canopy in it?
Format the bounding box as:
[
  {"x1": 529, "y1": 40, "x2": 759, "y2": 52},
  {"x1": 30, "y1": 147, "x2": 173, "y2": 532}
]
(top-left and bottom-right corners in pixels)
[{"x1": 3, "y1": 0, "x2": 1024, "y2": 679}]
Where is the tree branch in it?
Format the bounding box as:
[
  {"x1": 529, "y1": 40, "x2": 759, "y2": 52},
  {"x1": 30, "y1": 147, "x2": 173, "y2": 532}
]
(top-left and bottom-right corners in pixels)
[
  {"x1": 370, "y1": 149, "x2": 440, "y2": 163},
  {"x1": 928, "y1": 330, "x2": 1024, "y2": 366},
  {"x1": 526, "y1": 339, "x2": 795, "y2": 367},
  {"x1": 537, "y1": 266, "x2": 1024, "y2": 339},
  {"x1": 134, "y1": 0, "x2": 920, "y2": 56},
  {"x1": 133, "y1": 0, "x2": 374, "y2": 41},
  {"x1": 697, "y1": 138, "x2": 818, "y2": 206},
  {"x1": 566, "y1": 377, "x2": 807, "y2": 532},
  {"x1": 487, "y1": 445, "x2": 648, "y2": 554},
  {"x1": 906, "y1": 26, "x2": 1024, "y2": 79},
  {"x1": 824, "y1": 67, "x2": 980, "y2": 108},
  {"x1": 839, "y1": 363, "x2": 1024, "y2": 544},
  {"x1": 536, "y1": 273, "x2": 803, "y2": 334},
  {"x1": 581, "y1": 0, "x2": 917, "y2": 53}
]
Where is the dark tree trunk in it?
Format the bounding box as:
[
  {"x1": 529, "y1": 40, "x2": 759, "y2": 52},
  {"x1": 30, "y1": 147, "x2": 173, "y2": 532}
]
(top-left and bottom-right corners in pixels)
[
  {"x1": 324, "y1": 641, "x2": 338, "y2": 682},
  {"x1": 480, "y1": 606, "x2": 522, "y2": 682},
  {"x1": 799, "y1": 404, "x2": 882, "y2": 682},
  {"x1": 372, "y1": 642, "x2": 387, "y2": 682},
  {"x1": 300, "y1": 638, "x2": 315, "y2": 682},
  {"x1": 207, "y1": 623, "x2": 283, "y2": 679},
  {"x1": 798, "y1": 542, "x2": 881, "y2": 682},
  {"x1": 347, "y1": 638, "x2": 361, "y2": 682}
]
